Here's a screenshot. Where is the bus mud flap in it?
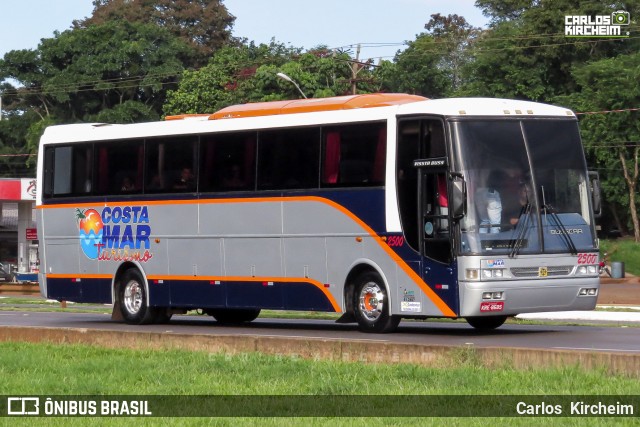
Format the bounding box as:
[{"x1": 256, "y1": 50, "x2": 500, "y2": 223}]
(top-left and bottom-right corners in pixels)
[{"x1": 335, "y1": 313, "x2": 356, "y2": 323}]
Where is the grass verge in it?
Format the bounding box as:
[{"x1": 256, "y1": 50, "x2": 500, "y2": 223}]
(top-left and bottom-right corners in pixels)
[
  {"x1": 600, "y1": 238, "x2": 640, "y2": 275},
  {"x1": 0, "y1": 341, "x2": 639, "y2": 426}
]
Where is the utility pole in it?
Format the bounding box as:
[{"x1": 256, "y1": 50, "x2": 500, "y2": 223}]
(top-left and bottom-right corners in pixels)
[{"x1": 350, "y1": 44, "x2": 362, "y2": 95}]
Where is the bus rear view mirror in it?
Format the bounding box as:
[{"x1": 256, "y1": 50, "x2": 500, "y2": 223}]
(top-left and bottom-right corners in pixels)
[{"x1": 450, "y1": 173, "x2": 467, "y2": 220}]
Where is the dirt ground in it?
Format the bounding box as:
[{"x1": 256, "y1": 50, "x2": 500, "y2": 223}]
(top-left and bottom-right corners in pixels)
[{"x1": 598, "y1": 275, "x2": 640, "y2": 305}]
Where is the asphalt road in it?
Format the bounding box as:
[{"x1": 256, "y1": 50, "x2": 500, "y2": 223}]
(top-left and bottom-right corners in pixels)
[{"x1": 1, "y1": 311, "x2": 639, "y2": 354}]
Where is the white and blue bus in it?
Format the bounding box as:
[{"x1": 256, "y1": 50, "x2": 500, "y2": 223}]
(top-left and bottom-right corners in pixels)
[{"x1": 36, "y1": 93, "x2": 600, "y2": 332}]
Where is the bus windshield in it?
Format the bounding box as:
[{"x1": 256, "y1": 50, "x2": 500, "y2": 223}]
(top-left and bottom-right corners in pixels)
[{"x1": 452, "y1": 119, "x2": 597, "y2": 256}]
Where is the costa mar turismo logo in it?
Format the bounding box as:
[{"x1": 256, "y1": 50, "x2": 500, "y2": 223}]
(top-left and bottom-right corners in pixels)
[{"x1": 75, "y1": 206, "x2": 152, "y2": 262}]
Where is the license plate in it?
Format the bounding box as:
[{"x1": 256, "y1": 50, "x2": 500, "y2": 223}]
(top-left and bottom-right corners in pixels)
[{"x1": 480, "y1": 301, "x2": 504, "y2": 312}]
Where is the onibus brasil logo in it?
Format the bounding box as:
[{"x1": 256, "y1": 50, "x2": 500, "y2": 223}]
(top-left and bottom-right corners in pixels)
[{"x1": 75, "y1": 206, "x2": 153, "y2": 262}]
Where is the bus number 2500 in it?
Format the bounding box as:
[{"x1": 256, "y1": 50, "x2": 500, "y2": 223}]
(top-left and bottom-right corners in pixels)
[
  {"x1": 386, "y1": 236, "x2": 405, "y2": 247},
  {"x1": 577, "y1": 253, "x2": 597, "y2": 265}
]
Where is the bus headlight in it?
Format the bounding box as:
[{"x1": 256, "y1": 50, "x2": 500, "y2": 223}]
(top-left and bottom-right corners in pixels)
[
  {"x1": 480, "y1": 269, "x2": 505, "y2": 279},
  {"x1": 466, "y1": 269, "x2": 480, "y2": 280},
  {"x1": 576, "y1": 265, "x2": 598, "y2": 275}
]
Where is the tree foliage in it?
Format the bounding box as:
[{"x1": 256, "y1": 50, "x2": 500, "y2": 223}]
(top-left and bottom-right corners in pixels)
[
  {"x1": 163, "y1": 42, "x2": 301, "y2": 115},
  {"x1": 164, "y1": 44, "x2": 368, "y2": 115},
  {"x1": 379, "y1": 14, "x2": 480, "y2": 97},
  {"x1": 1, "y1": 20, "x2": 192, "y2": 123},
  {"x1": 563, "y1": 53, "x2": 640, "y2": 240},
  {"x1": 75, "y1": 0, "x2": 235, "y2": 67},
  {"x1": 463, "y1": 0, "x2": 640, "y2": 100}
]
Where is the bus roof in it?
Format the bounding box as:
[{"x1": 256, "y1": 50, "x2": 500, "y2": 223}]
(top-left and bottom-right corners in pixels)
[
  {"x1": 166, "y1": 93, "x2": 428, "y2": 121},
  {"x1": 40, "y1": 95, "x2": 576, "y2": 145}
]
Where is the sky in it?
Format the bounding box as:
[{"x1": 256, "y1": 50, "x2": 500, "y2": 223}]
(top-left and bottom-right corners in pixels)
[{"x1": 0, "y1": 0, "x2": 488, "y2": 61}]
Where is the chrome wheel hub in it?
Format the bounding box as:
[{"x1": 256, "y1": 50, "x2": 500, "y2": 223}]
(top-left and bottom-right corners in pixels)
[
  {"x1": 123, "y1": 280, "x2": 143, "y2": 315},
  {"x1": 358, "y1": 282, "x2": 384, "y2": 321}
]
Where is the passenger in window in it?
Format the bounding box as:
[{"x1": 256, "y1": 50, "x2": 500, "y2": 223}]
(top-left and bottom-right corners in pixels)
[
  {"x1": 148, "y1": 173, "x2": 164, "y2": 191},
  {"x1": 502, "y1": 169, "x2": 530, "y2": 227},
  {"x1": 173, "y1": 167, "x2": 195, "y2": 190},
  {"x1": 120, "y1": 176, "x2": 135, "y2": 192},
  {"x1": 223, "y1": 164, "x2": 244, "y2": 189},
  {"x1": 475, "y1": 170, "x2": 504, "y2": 234}
]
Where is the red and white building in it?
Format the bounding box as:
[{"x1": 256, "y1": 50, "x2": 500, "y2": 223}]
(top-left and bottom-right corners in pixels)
[{"x1": 0, "y1": 178, "x2": 38, "y2": 276}]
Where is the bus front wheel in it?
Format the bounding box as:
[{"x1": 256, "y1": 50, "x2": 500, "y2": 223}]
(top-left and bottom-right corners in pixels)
[
  {"x1": 353, "y1": 272, "x2": 400, "y2": 333},
  {"x1": 118, "y1": 269, "x2": 156, "y2": 325},
  {"x1": 466, "y1": 316, "x2": 507, "y2": 330}
]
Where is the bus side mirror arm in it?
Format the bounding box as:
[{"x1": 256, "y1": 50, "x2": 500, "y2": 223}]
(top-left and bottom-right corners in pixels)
[{"x1": 450, "y1": 173, "x2": 467, "y2": 220}]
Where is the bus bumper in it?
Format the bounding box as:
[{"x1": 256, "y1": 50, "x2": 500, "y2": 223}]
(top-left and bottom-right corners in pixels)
[{"x1": 459, "y1": 277, "x2": 599, "y2": 317}]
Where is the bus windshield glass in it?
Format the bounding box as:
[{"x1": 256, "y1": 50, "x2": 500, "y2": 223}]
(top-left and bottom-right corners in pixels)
[{"x1": 452, "y1": 119, "x2": 596, "y2": 256}]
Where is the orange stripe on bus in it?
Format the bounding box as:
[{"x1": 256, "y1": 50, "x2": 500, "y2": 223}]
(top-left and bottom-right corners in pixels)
[{"x1": 39, "y1": 196, "x2": 456, "y2": 317}]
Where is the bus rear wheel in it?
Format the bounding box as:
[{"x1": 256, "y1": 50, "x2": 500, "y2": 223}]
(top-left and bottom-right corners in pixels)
[
  {"x1": 353, "y1": 272, "x2": 400, "y2": 333},
  {"x1": 118, "y1": 268, "x2": 156, "y2": 325},
  {"x1": 208, "y1": 308, "x2": 261, "y2": 324},
  {"x1": 466, "y1": 315, "x2": 507, "y2": 330}
]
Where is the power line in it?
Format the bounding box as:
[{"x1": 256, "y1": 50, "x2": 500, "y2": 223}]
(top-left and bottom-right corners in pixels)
[
  {"x1": 0, "y1": 30, "x2": 638, "y2": 106},
  {"x1": 577, "y1": 107, "x2": 640, "y2": 115},
  {"x1": 329, "y1": 23, "x2": 640, "y2": 52}
]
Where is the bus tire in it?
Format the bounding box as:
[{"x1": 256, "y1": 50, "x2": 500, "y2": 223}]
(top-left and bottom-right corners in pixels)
[
  {"x1": 209, "y1": 308, "x2": 261, "y2": 324},
  {"x1": 353, "y1": 272, "x2": 400, "y2": 333},
  {"x1": 466, "y1": 315, "x2": 507, "y2": 330},
  {"x1": 118, "y1": 268, "x2": 156, "y2": 325}
]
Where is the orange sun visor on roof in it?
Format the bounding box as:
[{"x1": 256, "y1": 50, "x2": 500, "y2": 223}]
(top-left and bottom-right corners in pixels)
[
  {"x1": 164, "y1": 93, "x2": 427, "y2": 121},
  {"x1": 207, "y1": 93, "x2": 428, "y2": 120}
]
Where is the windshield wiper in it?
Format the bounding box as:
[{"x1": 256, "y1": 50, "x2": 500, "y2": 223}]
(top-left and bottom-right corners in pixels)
[
  {"x1": 538, "y1": 185, "x2": 578, "y2": 255},
  {"x1": 543, "y1": 202, "x2": 578, "y2": 255},
  {"x1": 509, "y1": 200, "x2": 532, "y2": 258}
]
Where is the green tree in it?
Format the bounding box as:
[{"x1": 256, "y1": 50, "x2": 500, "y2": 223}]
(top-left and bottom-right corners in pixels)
[
  {"x1": 564, "y1": 53, "x2": 640, "y2": 241},
  {"x1": 75, "y1": 0, "x2": 235, "y2": 67},
  {"x1": 249, "y1": 48, "x2": 359, "y2": 102},
  {"x1": 1, "y1": 20, "x2": 192, "y2": 123},
  {"x1": 378, "y1": 14, "x2": 479, "y2": 98},
  {"x1": 163, "y1": 42, "x2": 300, "y2": 115},
  {"x1": 463, "y1": 0, "x2": 640, "y2": 100},
  {"x1": 0, "y1": 110, "x2": 40, "y2": 176},
  {"x1": 164, "y1": 44, "x2": 365, "y2": 115}
]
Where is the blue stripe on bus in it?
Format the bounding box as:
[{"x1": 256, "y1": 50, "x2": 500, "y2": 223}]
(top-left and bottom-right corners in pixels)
[
  {"x1": 46, "y1": 277, "x2": 112, "y2": 304},
  {"x1": 46, "y1": 277, "x2": 337, "y2": 312}
]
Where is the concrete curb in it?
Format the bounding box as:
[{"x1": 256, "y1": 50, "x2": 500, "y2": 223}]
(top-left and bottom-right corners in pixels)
[
  {"x1": 518, "y1": 308, "x2": 640, "y2": 323},
  {"x1": 1, "y1": 326, "x2": 639, "y2": 378}
]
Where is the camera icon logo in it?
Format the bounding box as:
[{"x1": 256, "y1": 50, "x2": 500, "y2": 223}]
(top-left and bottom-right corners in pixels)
[{"x1": 611, "y1": 10, "x2": 630, "y2": 25}]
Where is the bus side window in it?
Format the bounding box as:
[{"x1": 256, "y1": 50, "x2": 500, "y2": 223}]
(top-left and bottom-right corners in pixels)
[
  {"x1": 199, "y1": 133, "x2": 256, "y2": 192},
  {"x1": 321, "y1": 122, "x2": 386, "y2": 187},
  {"x1": 95, "y1": 140, "x2": 143, "y2": 195},
  {"x1": 145, "y1": 136, "x2": 198, "y2": 193},
  {"x1": 44, "y1": 145, "x2": 94, "y2": 198},
  {"x1": 257, "y1": 128, "x2": 320, "y2": 190}
]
